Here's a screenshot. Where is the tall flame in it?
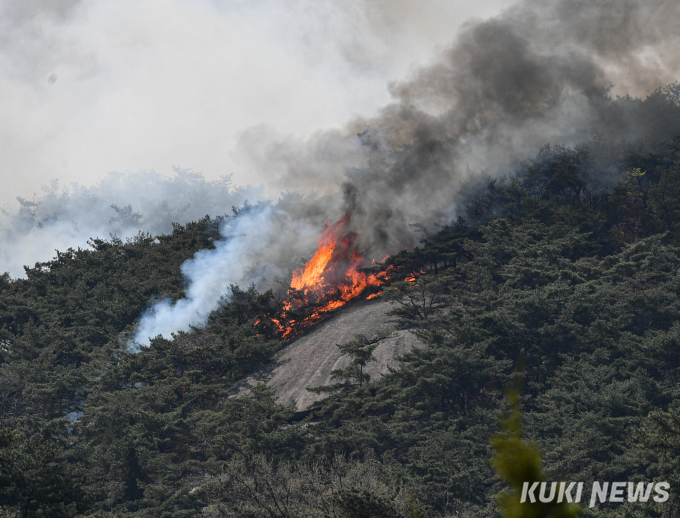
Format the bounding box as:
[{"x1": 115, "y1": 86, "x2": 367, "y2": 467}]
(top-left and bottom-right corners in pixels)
[
  {"x1": 279, "y1": 212, "x2": 387, "y2": 337},
  {"x1": 290, "y1": 213, "x2": 351, "y2": 292},
  {"x1": 255, "y1": 212, "x2": 419, "y2": 339}
]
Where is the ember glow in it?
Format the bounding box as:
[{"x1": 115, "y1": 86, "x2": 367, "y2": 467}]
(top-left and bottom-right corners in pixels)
[
  {"x1": 278, "y1": 212, "x2": 389, "y2": 337},
  {"x1": 289, "y1": 214, "x2": 353, "y2": 293},
  {"x1": 253, "y1": 212, "x2": 426, "y2": 339}
]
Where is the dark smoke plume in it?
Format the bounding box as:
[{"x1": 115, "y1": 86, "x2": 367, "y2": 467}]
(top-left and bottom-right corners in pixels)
[{"x1": 135, "y1": 0, "x2": 680, "y2": 344}]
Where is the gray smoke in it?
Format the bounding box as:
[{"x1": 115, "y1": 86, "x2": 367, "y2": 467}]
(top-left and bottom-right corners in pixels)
[
  {"x1": 133, "y1": 0, "x2": 680, "y2": 344},
  {"x1": 238, "y1": 0, "x2": 680, "y2": 254},
  {"x1": 0, "y1": 169, "x2": 263, "y2": 278}
]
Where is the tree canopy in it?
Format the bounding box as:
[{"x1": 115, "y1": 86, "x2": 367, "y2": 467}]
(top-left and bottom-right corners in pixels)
[{"x1": 2, "y1": 89, "x2": 680, "y2": 516}]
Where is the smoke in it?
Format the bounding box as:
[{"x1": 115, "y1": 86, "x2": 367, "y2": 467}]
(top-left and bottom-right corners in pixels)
[
  {"x1": 237, "y1": 0, "x2": 680, "y2": 255},
  {"x1": 6, "y1": 0, "x2": 678, "y2": 345},
  {"x1": 0, "y1": 0, "x2": 517, "y2": 282},
  {"x1": 132, "y1": 196, "x2": 340, "y2": 348},
  {"x1": 0, "y1": 169, "x2": 263, "y2": 278},
  {"x1": 0, "y1": 0, "x2": 511, "y2": 209},
  {"x1": 136, "y1": 0, "x2": 680, "y2": 346}
]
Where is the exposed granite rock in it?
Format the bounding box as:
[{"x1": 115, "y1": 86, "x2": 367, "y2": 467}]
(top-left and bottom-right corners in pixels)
[{"x1": 229, "y1": 298, "x2": 423, "y2": 410}]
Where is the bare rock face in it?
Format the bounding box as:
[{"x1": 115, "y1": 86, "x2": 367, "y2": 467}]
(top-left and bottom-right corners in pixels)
[{"x1": 230, "y1": 299, "x2": 423, "y2": 410}]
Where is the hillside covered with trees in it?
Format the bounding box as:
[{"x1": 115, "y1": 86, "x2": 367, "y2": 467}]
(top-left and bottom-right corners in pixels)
[{"x1": 2, "y1": 86, "x2": 680, "y2": 517}]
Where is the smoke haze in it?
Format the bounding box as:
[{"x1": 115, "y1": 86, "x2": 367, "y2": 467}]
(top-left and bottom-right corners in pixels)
[
  {"x1": 0, "y1": 169, "x2": 264, "y2": 278},
  {"x1": 0, "y1": 0, "x2": 511, "y2": 207},
  {"x1": 2, "y1": 0, "x2": 679, "y2": 345},
  {"x1": 1, "y1": 0, "x2": 513, "y2": 278}
]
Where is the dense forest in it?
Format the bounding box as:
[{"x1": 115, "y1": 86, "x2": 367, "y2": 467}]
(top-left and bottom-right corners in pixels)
[{"x1": 2, "y1": 87, "x2": 680, "y2": 517}]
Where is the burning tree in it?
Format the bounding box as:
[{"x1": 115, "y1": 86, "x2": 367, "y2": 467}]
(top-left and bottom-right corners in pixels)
[
  {"x1": 267, "y1": 213, "x2": 391, "y2": 339},
  {"x1": 254, "y1": 211, "x2": 429, "y2": 341}
]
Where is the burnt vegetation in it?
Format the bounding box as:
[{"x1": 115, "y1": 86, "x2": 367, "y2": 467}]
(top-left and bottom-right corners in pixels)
[{"x1": 3, "y1": 88, "x2": 680, "y2": 517}]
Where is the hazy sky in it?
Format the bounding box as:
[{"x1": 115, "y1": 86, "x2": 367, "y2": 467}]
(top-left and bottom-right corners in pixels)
[{"x1": 0, "y1": 0, "x2": 514, "y2": 210}]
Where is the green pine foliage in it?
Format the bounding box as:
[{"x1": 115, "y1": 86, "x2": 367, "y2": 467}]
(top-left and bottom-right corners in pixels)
[
  {"x1": 492, "y1": 391, "x2": 580, "y2": 518},
  {"x1": 2, "y1": 86, "x2": 680, "y2": 516},
  {"x1": 0, "y1": 429, "x2": 91, "y2": 517},
  {"x1": 308, "y1": 333, "x2": 387, "y2": 397}
]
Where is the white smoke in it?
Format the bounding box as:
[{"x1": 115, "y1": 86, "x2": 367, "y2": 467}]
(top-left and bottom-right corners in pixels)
[
  {"x1": 0, "y1": 169, "x2": 263, "y2": 278},
  {"x1": 0, "y1": 0, "x2": 512, "y2": 210},
  {"x1": 131, "y1": 196, "x2": 338, "y2": 348}
]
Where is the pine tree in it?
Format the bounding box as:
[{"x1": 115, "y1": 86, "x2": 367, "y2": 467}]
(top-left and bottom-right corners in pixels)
[{"x1": 491, "y1": 391, "x2": 581, "y2": 518}]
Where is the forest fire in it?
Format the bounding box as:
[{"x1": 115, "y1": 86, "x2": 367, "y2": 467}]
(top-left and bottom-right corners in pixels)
[
  {"x1": 253, "y1": 213, "x2": 427, "y2": 339},
  {"x1": 274, "y1": 212, "x2": 389, "y2": 338}
]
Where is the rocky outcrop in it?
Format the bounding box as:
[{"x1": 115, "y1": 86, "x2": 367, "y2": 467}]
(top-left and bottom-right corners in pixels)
[{"x1": 230, "y1": 298, "x2": 423, "y2": 410}]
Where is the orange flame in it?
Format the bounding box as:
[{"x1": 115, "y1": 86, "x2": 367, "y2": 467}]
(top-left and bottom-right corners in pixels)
[
  {"x1": 256, "y1": 213, "x2": 424, "y2": 340},
  {"x1": 290, "y1": 214, "x2": 350, "y2": 292},
  {"x1": 278, "y1": 212, "x2": 388, "y2": 337}
]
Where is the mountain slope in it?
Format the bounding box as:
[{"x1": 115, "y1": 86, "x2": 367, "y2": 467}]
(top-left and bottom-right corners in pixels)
[{"x1": 230, "y1": 299, "x2": 423, "y2": 409}]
